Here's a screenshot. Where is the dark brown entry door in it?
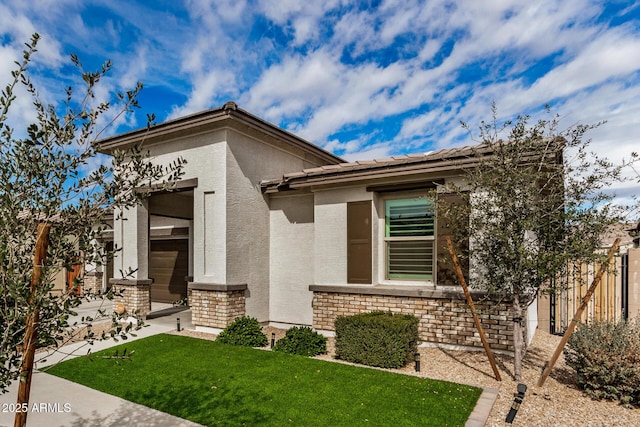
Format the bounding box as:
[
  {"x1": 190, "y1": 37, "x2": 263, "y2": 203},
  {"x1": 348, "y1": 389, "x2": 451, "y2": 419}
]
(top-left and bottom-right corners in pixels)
[
  {"x1": 149, "y1": 239, "x2": 189, "y2": 303},
  {"x1": 347, "y1": 201, "x2": 372, "y2": 284}
]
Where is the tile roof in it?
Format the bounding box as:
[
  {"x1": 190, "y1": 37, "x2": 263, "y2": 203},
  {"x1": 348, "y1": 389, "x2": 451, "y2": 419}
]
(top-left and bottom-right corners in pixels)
[{"x1": 261, "y1": 144, "x2": 484, "y2": 191}]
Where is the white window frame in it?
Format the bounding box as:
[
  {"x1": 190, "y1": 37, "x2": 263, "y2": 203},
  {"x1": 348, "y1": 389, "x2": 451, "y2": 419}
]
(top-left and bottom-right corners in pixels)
[{"x1": 381, "y1": 193, "x2": 436, "y2": 284}]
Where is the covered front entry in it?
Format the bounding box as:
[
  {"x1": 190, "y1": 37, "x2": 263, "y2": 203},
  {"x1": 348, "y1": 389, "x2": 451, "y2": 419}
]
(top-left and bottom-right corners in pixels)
[
  {"x1": 150, "y1": 238, "x2": 189, "y2": 303},
  {"x1": 147, "y1": 187, "x2": 194, "y2": 304}
]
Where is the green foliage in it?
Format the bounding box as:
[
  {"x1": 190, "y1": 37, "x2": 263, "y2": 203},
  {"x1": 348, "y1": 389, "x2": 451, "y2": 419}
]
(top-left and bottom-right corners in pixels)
[
  {"x1": 442, "y1": 103, "x2": 638, "y2": 380},
  {"x1": 46, "y1": 334, "x2": 482, "y2": 427},
  {"x1": 564, "y1": 319, "x2": 640, "y2": 406},
  {"x1": 273, "y1": 326, "x2": 327, "y2": 356},
  {"x1": 0, "y1": 33, "x2": 185, "y2": 393},
  {"x1": 216, "y1": 316, "x2": 268, "y2": 347},
  {"x1": 335, "y1": 311, "x2": 419, "y2": 368},
  {"x1": 447, "y1": 104, "x2": 638, "y2": 305}
]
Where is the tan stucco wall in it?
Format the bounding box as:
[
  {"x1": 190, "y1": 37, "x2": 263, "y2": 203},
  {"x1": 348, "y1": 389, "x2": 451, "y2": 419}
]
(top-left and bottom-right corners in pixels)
[
  {"x1": 113, "y1": 201, "x2": 149, "y2": 280},
  {"x1": 314, "y1": 187, "x2": 373, "y2": 285},
  {"x1": 225, "y1": 130, "x2": 323, "y2": 322},
  {"x1": 313, "y1": 185, "x2": 448, "y2": 287},
  {"x1": 111, "y1": 123, "x2": 336, "y2": 322},
  {"x1": 50, "y1": 269, "x2": 66, "y2": 295},
  {"x1": 269, "y1": 194, "x2": 315, "y2": 325},
  {"x1": 113, "y1": 131, "x2": 227, "y2": 283},
  {"x1": 537, "y1": 293, "x2": 552, "y2": 333},
  {"x1": 628, "y1": 248, "x2": 640, "y2": 318}
]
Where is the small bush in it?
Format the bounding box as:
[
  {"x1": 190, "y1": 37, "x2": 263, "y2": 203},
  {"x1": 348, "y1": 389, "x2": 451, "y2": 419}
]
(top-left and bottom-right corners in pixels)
[
  {"x1": 273, "y1": 326, "x2": 327, "y2": 356},
  {"x1": 564, "y1": 318, "x2": 640, "y2": 406},
  {"x1": 335, "y1": 311, "x2": 419, "y2": 368},
  {"x1": 216, "y1": 316, "x2": 268, "y2": 347}
]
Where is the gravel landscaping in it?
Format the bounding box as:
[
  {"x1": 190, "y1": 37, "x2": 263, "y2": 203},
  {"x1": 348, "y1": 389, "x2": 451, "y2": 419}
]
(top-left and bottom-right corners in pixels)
[
  {"x1": 411, "y1": 330, "x2": 640, "y2": 426},
  {"x1": 173, "y1": 327, "x2": 640, "y2": 426}
]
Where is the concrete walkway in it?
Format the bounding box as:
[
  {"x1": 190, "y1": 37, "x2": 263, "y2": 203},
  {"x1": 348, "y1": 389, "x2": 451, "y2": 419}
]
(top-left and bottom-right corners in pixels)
[
  {"x1": 465, "y1": 387, "x2": 499, "y2": 427},
  {"x1": 0, "y1": 301, "x2": 200, "y2": 427}
]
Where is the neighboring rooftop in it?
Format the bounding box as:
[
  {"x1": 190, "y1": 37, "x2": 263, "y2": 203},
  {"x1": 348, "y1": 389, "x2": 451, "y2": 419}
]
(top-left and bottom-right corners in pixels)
[{"x1": 600, "y1": 222, "x2": 639, "y2": 248}]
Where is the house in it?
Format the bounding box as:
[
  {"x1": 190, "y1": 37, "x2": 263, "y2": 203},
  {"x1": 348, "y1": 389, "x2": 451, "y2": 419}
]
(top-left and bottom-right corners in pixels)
[{"x1": 87, "y1": 102, "x2": 537, "y2": 353}]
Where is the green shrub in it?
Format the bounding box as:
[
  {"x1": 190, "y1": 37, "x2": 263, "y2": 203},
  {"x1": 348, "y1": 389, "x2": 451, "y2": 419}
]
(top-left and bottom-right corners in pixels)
[
  {"x1": 273, "y1": 326, "x2": 327, "y2": 356},
  {"x1": 564, "y1": 318, "x2": 640, "y2": 406},
  {"x1": 216, "y1": 316, "x2": 268, "y2": 347},
  {"x1": 335, "y1": 311, "x2": 419, "y2": 368}
]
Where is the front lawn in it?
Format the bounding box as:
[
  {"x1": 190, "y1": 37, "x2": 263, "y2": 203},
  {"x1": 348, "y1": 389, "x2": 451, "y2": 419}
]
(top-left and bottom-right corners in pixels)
[{"x1": 45, "y1": 334, "x2": 481, "y2": 426}]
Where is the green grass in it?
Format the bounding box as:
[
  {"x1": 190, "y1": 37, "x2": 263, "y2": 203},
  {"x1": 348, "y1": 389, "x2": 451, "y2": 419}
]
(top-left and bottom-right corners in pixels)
[{"x1": 45, "y1": 334, "x2": 481, "y2": 426}]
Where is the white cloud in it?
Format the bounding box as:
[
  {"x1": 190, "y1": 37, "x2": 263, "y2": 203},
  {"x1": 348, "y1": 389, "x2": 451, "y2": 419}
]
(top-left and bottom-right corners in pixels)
[
  {"x1": 2, "y1": 0, "x2": 637, "y2": 185},
  {"x1": 257, "y1": 0, "x2": 351, "y2": 47},
  {"x1": 526, "y1": 31, "x2": 640, "y2": 100},
  {"x1": 169, "y1": 69, "x2": 237, "y2": 119}
]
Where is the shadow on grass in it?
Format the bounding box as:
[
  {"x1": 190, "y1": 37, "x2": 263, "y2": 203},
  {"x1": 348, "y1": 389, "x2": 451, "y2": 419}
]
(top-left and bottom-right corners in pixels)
[
  {"x1": 64, "y1": 383, "x2": 274, "y2": 427},
  {"x1": 139, "y1": 382, "x2": 276, "y2": 426},
  {"x1": 47, "y1": 334, "x2": 481, "y2": 426}
]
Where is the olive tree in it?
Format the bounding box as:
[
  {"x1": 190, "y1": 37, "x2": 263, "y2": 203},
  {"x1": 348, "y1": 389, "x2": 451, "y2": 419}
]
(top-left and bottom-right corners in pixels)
[
  {"x1": 443, "y1": 104, "x2": 638, "y2": 380},
  {"x1": 0, "y1": 34, "x2": 185, "y2": 425}
]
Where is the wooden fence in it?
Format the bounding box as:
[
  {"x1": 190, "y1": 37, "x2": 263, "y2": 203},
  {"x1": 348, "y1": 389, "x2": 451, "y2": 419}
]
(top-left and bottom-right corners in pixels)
[{"x1": 550, "y1": 254, "x2": 625, "y2": 334}]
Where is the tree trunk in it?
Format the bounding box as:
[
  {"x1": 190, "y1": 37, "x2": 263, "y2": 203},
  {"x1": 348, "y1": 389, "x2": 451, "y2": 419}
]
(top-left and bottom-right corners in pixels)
[
  {"x1": 14, "y1": 223, "x2": 50, "y2": 427},
  {"x1": 513, "y1": 293, "x2": 524, "y2": 381}
]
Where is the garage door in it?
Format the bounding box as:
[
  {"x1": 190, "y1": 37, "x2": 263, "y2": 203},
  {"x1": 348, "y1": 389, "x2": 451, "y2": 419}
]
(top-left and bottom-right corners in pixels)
[{"x1": 150, "y1": 239, "x2": 189, "y2": 303}]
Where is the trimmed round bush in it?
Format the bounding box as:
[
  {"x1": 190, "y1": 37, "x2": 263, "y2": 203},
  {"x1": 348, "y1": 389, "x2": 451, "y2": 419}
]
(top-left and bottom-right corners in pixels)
[
  {"x1": 216, "y1": 316, "x2": 268, "y2": 347},
  {"x1": 564, "y1": 318, "x2": 640, "y2": 407},
  {"x1": 335, "y1": 311, "x2": 419, "y2": 368},
  {"x1": 273, "y1": 326, "x2": 327, "y2": 356}
]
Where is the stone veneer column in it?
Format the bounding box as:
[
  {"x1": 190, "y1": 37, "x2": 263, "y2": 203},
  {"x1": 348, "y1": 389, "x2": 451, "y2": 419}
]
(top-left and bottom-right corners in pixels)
[
  {"x1": 188, "y1": 283, "x2": 247, "y2": 329},
  {"x1": 109, "y1": 279, "x2": 153, "y2": 317},
  {"x1": 83, "y1": 271, "x2": 103, "y2": 295}
]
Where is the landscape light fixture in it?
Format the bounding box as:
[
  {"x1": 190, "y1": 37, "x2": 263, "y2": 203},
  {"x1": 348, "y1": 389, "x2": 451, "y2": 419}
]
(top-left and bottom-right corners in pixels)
[
  {"x1": 505, "y1": 383, "x2": 527, "y2": 423},
  {"x1": 176, "y1": 318, "x2": 181, "y2": 332},
  {"x1": 414, "y1": 352, "x2": 421, "y2": 372},
  {"x1": 271, "y1": 332, "x2": 275, "y2": 348}
]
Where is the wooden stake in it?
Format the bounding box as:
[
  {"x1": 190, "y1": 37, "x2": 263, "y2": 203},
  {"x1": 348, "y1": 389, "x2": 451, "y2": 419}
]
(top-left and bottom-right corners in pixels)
[
  {"x1": 445, "y1": 236, "x2": 502, "y2": 381},
  {"x1": 536, "y1": 238, "x2": 621, "y2": 388},
  {"x1": 15, "y1": 223, "x2": 51, "y2": 427}
]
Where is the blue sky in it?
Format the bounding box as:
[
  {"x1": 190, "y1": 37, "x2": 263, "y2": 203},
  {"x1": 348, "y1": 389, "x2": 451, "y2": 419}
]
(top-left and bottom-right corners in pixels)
[{"x1": 1, "y1": 0, "x2": 639, "y2": 187}]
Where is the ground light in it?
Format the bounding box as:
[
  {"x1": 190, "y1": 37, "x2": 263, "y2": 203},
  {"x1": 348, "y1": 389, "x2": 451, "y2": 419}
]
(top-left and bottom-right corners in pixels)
[
  {"x1": 505, "y1": 383, "x2": 527, "y2": 423},
  {"x1": 414, "y1": 352, "x2": 421, "y2": 372},
  {"x1": 176, "y1": 318, "x2": 181, "y2": 332}
]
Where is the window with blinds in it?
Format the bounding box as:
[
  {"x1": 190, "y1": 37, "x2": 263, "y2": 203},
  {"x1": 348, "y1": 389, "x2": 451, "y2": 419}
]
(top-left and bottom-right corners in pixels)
[{"x1": 385, "y1": 197, "x2": 435, "y2": 280}]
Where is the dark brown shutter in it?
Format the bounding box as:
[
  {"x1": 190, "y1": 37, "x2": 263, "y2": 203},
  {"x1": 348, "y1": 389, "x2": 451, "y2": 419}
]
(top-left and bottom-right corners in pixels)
[
  {"x1": 347, "y1": 201, "x2": 372, "y2": 284},
  {"x1": 436, "y1": 193, "x2": 469, "y2": 286}
]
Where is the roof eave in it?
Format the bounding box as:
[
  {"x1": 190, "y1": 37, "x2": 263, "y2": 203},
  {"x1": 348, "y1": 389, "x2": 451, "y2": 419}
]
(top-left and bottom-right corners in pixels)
[{"x1": 97, "y1": 102, "x2": 344, "y2": 165}]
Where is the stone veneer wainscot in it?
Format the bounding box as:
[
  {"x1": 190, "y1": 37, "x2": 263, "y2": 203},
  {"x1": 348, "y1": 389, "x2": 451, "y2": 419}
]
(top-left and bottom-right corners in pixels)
[{"x1": 311, "y1": 285, "x2": 524, "y2": 353}]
